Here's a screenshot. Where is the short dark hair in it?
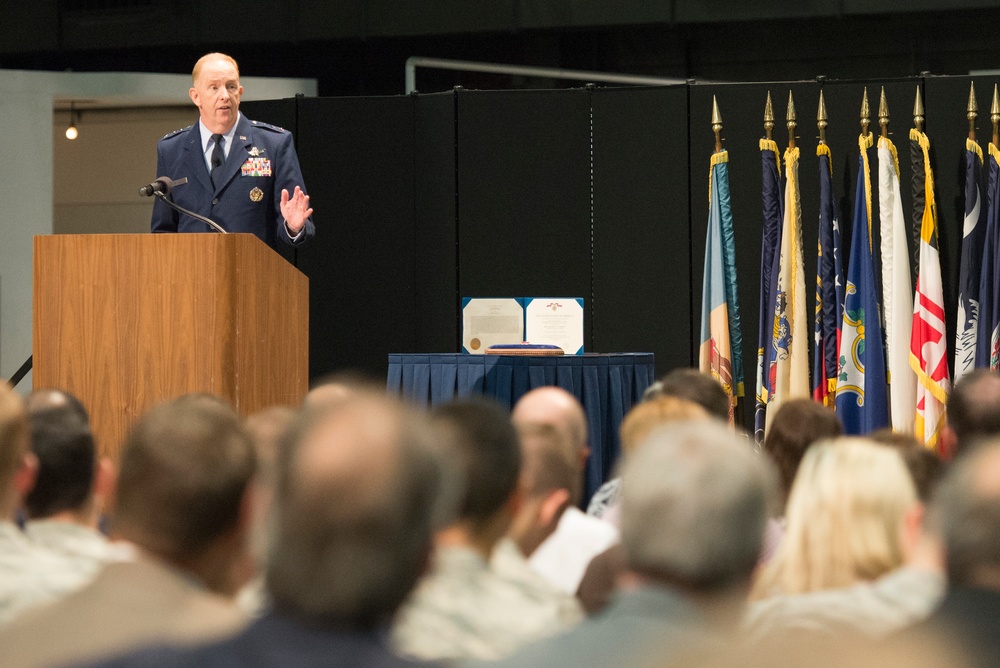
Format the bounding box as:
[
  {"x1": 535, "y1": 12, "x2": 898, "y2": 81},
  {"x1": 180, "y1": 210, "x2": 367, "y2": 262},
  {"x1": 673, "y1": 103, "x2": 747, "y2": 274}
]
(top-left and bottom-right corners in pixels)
[
  {"x1": 433, "y1": 398, "x2": 521, "y2": 528},
  {"x1": 869, "y1": 429, "x2": 945, "y2": 503},
  {"x1": 24, "y1": 408, "x2": 96, "y2": 519},
  {"x1": 656, "y1": 368, "x2": 731, "y2": 423},
  {"x1": 764, "y1": 399, "x2": 843, "y2": 501},
  {"x1": 947, "y1": 369, "x2": 1000, "y2": 450},
  {"x1": 935, "y1": 441, "x2": 1000, "y2": 586},
  {"x1": 112, "y1": 396, "x2": 255, "y2": 561}
]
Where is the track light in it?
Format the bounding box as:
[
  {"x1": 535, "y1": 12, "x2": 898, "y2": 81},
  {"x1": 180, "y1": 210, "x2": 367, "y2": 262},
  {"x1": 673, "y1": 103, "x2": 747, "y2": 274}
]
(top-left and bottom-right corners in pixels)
[{"x1": 66, "y1": 102, "x2": 79, "y2": 140}]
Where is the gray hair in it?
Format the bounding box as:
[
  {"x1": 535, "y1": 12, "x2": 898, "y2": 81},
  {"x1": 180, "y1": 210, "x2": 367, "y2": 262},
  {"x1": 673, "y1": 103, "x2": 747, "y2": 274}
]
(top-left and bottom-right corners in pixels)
[
  {"x1": 620, "y1": 421, "x2": 777, "y2": 591},
  {"x1": 266, "y1": 393, "x2": 450, "y2": 628},
  {"x1": 934, "y1": 439, "x2": 1000, "y2": 586}
]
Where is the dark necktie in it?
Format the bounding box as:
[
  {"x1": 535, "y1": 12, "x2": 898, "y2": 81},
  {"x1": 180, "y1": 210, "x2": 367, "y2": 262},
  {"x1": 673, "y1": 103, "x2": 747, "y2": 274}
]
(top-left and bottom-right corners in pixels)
[{"x1": 210, "y1": 134, "x2": 225, "y2": 188}]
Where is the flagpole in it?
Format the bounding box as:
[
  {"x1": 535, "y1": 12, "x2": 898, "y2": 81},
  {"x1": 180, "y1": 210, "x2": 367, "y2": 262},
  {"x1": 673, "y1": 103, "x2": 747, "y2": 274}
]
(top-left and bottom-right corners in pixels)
[{"x1": 969, "y1": 82, "x2": 978, "y2": 142}]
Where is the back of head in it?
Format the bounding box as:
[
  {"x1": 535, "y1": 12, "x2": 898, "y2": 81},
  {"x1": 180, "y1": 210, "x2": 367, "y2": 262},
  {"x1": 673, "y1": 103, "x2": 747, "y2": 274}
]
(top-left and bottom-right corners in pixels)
[
  {"x1": 619, "y1": 421, "x2": 777, "y2": 593},
  {"x1": 946, "y1": 369, "x2": 1000, "y2": 451},
  {"x1": 620, "y1": 396, "x2": 709, "y2": 456},
  {"x1": 113, "y1": 395, "x2": 255, "y2": 562},
  {"x1": 934, "y1": 439, "x2": 1000, "y2": 588},
  {"x1": 511, "y1": 386, "x2": 588, "y2": 458},
  {"x1": 656, "y1": 368, "x2": 731, "y2": 423},
  {"x1": 760, "y1": 438, "x2": 917, "y2": 596},
  {"x1": 25, "y1": 389, "x2": 89, "y2": 424},
  {"x1": 434, "y1": 398, "x2": 521, "y2": 529},
  {"x1": 24, "y1": 407, "x2": 96, "y2": 519},
  {"x1": 763, "y1": 399, "x2": 842, "y2": 502},
  {"x1": 517, "y1": 422, "x2": 580, "y2": 505},
  {"x1": 0, "y1": 383, "x2": 29, "y2": 499},
  {"x1": 267, "y1": 393, "x2": 446, "y2": 628},
  {"x1": 869, "y1": 428, "x2": 945, "y2": 503}
]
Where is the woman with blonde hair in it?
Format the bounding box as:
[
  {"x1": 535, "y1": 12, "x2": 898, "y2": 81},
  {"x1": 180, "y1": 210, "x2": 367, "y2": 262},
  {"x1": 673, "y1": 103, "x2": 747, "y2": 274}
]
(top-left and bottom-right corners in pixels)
[{"x1": 751, "y1": 438, "x2": 918, "y2": 600}]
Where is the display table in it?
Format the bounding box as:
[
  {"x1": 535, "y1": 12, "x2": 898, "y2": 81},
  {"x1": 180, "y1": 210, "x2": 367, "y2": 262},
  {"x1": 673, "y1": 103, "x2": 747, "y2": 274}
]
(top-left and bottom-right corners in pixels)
[{"x1": 387, "y1": 353, "x2": 655, "y2": 500}]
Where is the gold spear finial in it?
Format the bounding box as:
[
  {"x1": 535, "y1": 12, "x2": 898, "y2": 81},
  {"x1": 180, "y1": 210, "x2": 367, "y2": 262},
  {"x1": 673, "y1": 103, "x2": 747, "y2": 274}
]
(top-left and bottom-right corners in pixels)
[
  {"x1": 968, "y1": 81, "x2": 978, "y2": 141},
  {"x1": 913, "y1": 85, "x2": 925, "y2": 133},
  {"x1": 818, "y1": 89, "x2": 828, "y2": 145},
  {"x1": 992, "y1": 84, "x2": 999, "y2": 147},
  {"x1": 787, "y1": 91, "x2": 797, "y2": 149},
  {"x1": 879, "y1": 86, "x2": 889, "y2": 139},
  {"x1": 860, "y1": 87, "x2": 870, "y2": 137},
  {"x1": 712, "y1": 95, "x2": 723, "y2": 152},
  {"x1": 764, "y1": 91, "x2": 775, "y2": 141}
]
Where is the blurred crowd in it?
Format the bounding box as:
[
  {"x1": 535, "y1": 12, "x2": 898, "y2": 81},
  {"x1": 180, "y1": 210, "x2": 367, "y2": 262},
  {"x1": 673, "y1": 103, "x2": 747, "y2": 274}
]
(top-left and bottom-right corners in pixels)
[{"x1": 1, "y1": 367, "x2": 999, "y2": 667}]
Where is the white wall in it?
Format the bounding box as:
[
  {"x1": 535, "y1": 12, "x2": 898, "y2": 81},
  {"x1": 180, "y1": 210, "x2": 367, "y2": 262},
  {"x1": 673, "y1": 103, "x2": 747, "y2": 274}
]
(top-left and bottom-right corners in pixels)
[{"x1": 0, "y1": 69, "x2": 316, "y2": 391}]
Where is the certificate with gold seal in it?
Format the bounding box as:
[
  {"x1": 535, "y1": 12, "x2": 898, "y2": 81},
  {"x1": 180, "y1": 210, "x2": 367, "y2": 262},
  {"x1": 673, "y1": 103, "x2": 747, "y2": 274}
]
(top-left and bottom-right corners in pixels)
[{"x1": 462, "y1": 298, "x2": 525, "y2": 354}]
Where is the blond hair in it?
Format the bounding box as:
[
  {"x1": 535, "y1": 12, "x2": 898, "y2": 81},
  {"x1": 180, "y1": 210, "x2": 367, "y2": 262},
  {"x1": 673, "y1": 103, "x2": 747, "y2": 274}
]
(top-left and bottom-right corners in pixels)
[
  {"x1": 620, "y1": 396, "x2": 708, "y2": 456},
  {"x1": 192, "y1": 52, "x2": 240, "y2": 83},
  {"x1": 752, "y1": 438, "x2": 916, "y2": 599}
]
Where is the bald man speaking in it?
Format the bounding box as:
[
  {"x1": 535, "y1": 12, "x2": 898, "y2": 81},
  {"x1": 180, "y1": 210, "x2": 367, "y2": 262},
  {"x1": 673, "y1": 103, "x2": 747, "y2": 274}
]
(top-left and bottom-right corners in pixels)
[{"x1": 150, "y1": 52, "x2": 315, "y2": 251}]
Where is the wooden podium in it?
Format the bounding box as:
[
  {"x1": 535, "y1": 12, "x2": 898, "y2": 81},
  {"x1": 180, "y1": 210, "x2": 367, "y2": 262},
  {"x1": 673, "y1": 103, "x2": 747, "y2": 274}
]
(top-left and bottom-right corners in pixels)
[{"x1": 33, "y1": 234, "x2": 309, "y2": 461}]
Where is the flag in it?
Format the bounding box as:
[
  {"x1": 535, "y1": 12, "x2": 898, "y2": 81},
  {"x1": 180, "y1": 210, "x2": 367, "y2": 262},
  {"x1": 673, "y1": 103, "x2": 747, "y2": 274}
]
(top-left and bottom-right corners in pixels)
[
  {"x1": 813, "y1": 143, "x2": 844, "y2": 406},
  {"x1": 836, "y1": 134, "x2": 889, "y2": 434},
  {"x1": 955, "y1": 138, "x2": 987, "y2": 381},
  {"x1": 700, "y1": 149, "x2": 744, "y2": 424},
  {"x1": 909, "y1": 127, "x2": 950, "y2": 451},
  {"x1": 878, "y1": 135, "x2": 916, "y2": 433},
  {"x1": 768, "y1": 145, "x2": 810, "y2": 415},
  {"x1": 976, "y1": 144, "x2": 1000, "y2": 369},
  {"x1": 754, "y1": 138, "x2": 783, "y2": 443}
]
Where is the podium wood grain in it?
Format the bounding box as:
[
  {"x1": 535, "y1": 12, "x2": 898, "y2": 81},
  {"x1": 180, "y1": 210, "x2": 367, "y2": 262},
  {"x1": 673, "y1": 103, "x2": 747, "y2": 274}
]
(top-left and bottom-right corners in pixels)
[{"x1": 34, "y1": 234, "x2": 308, "y2": 462}]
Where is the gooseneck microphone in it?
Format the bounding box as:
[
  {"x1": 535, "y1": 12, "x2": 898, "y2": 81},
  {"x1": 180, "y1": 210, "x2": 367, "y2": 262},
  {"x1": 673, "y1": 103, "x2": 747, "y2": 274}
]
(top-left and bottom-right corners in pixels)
[
  {"x1": 139, "y1": 176, "x2": 227, "y2": 235},
  {"x1": 138, "y1": 176, "x2": 188, "y2": 197}
]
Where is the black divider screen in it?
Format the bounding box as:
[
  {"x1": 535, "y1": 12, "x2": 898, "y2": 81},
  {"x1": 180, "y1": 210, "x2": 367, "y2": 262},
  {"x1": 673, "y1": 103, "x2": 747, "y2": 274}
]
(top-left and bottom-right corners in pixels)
[
  {"x1": 294, "y1": 95, "x2": 421, "y2": 381},
  {"x1": 455, "y1": 88, "x2": 593, "y2": 348},
  {"x1": 591, "y1": 85, "x2": 690, "y2": 374}
]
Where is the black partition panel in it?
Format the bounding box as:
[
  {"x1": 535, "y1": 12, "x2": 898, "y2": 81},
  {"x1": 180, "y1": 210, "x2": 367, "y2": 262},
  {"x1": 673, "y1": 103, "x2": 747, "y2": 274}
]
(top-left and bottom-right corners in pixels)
[
  {"x1": 591, "y1": 86, "x2": 690, "y2": 374},
  {"x1": 294, "y1": 95, "x2": 422, "y2": 381},
  {"x1": 455, "y1": 88, "x2": 593, "y2": 348},
  {"x1": 414, "y1": 92, "x2": 460, "y2": 353}
]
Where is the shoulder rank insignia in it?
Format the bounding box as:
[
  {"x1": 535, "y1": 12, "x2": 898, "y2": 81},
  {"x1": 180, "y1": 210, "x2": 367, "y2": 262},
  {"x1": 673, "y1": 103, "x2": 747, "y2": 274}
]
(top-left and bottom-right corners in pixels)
[
  {"x1": 160, "y1": 125, "x2": 192, "y2": 140},
  {"x1": 250, "y1": 120, "x2": 286, "y2": 133}
]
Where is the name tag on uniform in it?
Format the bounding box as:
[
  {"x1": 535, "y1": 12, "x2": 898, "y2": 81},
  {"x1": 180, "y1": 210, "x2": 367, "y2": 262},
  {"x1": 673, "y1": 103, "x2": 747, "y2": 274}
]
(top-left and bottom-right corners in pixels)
[{"x1": 242, "y1": 157, "x2": 272, "y2": 177}]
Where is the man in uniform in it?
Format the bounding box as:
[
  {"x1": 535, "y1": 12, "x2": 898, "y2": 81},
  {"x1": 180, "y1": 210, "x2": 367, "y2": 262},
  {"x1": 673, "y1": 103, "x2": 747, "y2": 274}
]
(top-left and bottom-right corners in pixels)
[{"x1": 150, "y1": 52, "x2": 315, "y2": 251}]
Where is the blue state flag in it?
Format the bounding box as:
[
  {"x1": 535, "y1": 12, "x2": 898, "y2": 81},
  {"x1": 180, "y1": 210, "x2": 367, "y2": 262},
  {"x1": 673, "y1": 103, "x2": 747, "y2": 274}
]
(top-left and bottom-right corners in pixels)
[
  {"x1": 754, "y1": 138, "x2": 783, "y2": 443},
  {"x1": 955, "y1": 139, "x2": 987, "y2": 380},
  {"x1": 976, "y1": 144, "x2": 1000, "y2": 369},
  {"x1": 836, "y1": 134, "x2": 889, "y2": 434},
  {"x1": 813, "y1": 143, "x2": 844, "y2": 406}
]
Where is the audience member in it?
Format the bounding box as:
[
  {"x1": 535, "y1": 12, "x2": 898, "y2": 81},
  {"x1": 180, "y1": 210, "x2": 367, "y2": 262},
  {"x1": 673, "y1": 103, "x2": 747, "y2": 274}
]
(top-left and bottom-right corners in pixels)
[
  {"x1": 511, "y1": 387, "x2": 618, "y2": 594},
  {"x1": 891, "y1": 439, "x2": 1000, "y2": 667},
  {"x1": 303, "y1": 370, "x2": 383, "y2": 409},
  {"x1": 579, "y1": 396, "x2": 709, "y2": 614},
  {"x1": 745, "y1": 439, "x2": 936, "y2": 642},
  {"x1": 394, "y1": 398, "x2": 581, "y2": 661},
  {"x1": 23, "y1": 391, "x2": 116, "y2": 588},
  {"x1": 939, "y1": 368, "x2": 1000, "y2": 457},
  {"x1": 0, "y1": 383, "x2": 79, "y2": 625},
  {"x1": 758, "y1": 399, "x2": 843, "y2": 562},
  {"x1": 237, "y1": 405, "x2": 299, "y2": 615},
  {"x1": 587, "y1": 395, "x2": 708, "y2": 521},
  {"x1": 485, "y1": 420, "x2": 778, "y2": 667},
  {"x1": 0, "y1": 395, "x2": 255, "y2": 666},
  {"x1": 490, "y1": 423, "x2": 584, "y2": 628},
  {"x1": 649, "y1": 367, "x2": 731, "y2": 423},
  {"x1": 869, "y1": 429, "x2": 946, "y2": 503},
  {"x1": 95, "y1": 391, "x2": 451, "y2": 667}
]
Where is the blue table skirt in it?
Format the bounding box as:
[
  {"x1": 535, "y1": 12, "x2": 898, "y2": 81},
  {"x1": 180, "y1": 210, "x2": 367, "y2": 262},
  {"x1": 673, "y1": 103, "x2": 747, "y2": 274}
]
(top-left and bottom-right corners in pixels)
[{"x1": 387, "y1": 353, "x2": 655, "y2": 502}]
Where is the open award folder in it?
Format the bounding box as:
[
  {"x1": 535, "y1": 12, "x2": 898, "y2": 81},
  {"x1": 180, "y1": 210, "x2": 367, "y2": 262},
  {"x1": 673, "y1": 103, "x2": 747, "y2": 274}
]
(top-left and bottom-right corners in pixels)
[{"x1": 462, "y1": 297, "x2": 584, "y2": 355}]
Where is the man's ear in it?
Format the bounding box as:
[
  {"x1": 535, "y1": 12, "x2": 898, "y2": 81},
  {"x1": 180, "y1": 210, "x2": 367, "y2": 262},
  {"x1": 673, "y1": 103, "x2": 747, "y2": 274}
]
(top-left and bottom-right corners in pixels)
[
  {"x1": 189, "y1": 87, "x2": 200, "y2": 108},
  {"x1": 539, "y1": 488, "x2": 571, "y2": 527},
  {"x1": 939, "y1": 423, "x2": 957, "y2": 461},
  {"x1": 93, "y1": 458, "x2": 117, "y2": 516},
  {"x1": 13, "y1": 452, "x2": 38, "y2": 501},
  {"x1": 900, "y1": 502, "x2": 925, "y2": 558}
]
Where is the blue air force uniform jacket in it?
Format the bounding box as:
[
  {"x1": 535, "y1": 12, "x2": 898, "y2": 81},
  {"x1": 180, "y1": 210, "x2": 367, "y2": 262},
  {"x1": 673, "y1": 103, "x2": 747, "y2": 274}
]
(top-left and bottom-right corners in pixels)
[{"x1": 150, "y1": 114, "x2": 315, "y2": 251}]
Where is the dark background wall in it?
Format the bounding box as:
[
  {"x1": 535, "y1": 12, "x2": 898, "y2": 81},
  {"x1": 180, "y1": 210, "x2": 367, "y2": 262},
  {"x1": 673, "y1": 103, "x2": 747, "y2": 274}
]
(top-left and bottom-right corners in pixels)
[{"x1": 3, "y1": 2, "x2": 1000, "y2": 97}]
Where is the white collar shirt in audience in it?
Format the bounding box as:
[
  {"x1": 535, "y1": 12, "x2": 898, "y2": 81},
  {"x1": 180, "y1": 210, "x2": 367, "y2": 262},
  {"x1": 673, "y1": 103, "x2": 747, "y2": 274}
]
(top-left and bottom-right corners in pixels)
[
  {"x1": 0, "y1": 521, "x2": 87, "y2": 625},
  {"x1": 25, "y1": 519, "x2": 115, "y2": 584},
  {"x1": 528, "y1": 507, "x2": 620, "y2": 594}
]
